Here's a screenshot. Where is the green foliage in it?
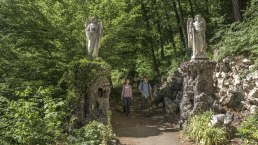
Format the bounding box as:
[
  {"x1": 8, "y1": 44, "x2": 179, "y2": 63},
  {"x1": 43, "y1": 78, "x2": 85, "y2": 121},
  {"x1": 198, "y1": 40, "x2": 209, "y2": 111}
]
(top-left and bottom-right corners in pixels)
[
  {"x1": 0, "y1": 0, "x2": 256, "y2": 144},
  {"x1": 166, "y1": 55, "x2": 189, "y2": 77},
  {"x1": 238, "y1": 113, "x2": 258, "y2": 144},
  {"x1": 135, "y1": 56, "x2": 155, "y2": 78},
  {"x1": 69, "y1": 112, "x2": 113, "y2": 145},
  {"x1": 67, "y1": 58, "x2": 111, "y2": 88},
  {"x1": 66, "y1": 58, "x2": 111, "y2": 102},
  {"x1": 111, "y1": 69, "x2": 128, "y2": 87},
  {"x1": 0, "y1": 87, "x2": 67, "y2": 144},
  {"x1": 184, "y1": 111, "x2": 228, "y2": 145},
  {"x1": 211, "y1": 0, "x2": 258, "y2": 60},
  {"x1": 64, "y1": 58, "x2": 112, "y2": 129},
  {"x1": 70, "y1": 121, "x2": 113, "y2": 145},
  {"x1": 0, "y1": 0, "x2": 88, "y2": 99}
]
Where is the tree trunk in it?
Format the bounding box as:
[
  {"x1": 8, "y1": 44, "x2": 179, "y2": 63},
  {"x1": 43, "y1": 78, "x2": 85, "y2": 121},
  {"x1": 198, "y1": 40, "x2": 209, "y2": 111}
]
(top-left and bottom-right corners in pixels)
[
  {"x1": 171, "y1": 36, "x2": 177, "y2": 55},
  {"x1": 231, "y1": 0, "x2": 241, "y2": 21},
  {"x1": 140, "y1": 1, "x2": 160, "y2": 76},
  {"x1": 175, "y1": 0, "x2": 188, "y2": 52},
  {"x1": 188, "y1": 0, "x2": 194, "y2": 19},
  {"x1": 153, "y1": 0, "x2": 164, "y2": 61},
  {"x1": 157, "y1": 23, "x2": 165, "y2": 60},
  {"x1": 172, "y1": 1, "x2": 185, "y2": 50},
  {"x1": 204, "y1": 0, "x2": 209, "y2": 16},
  {"x1": 163, "y1": 1, "x2": 177, "y2": 54},
  {"x1": 167, "y1": 28, "x2": 177, "y2": 55}
]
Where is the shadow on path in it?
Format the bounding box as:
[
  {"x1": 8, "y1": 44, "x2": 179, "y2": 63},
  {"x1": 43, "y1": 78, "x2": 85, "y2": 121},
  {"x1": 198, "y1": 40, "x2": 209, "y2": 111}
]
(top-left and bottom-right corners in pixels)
[
  {"x1": 110, "y1": 88, "x2": 192, "y2": 145},
  {"x1": 116, "y1": 127, "x2": 160, "y2": 137}
]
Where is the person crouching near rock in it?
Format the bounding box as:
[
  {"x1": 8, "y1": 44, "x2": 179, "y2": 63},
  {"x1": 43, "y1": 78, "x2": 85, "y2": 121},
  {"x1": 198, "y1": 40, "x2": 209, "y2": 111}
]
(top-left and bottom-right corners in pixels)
[{"x1": 121, "y1": 79, "x2": 133, "y2": 116}]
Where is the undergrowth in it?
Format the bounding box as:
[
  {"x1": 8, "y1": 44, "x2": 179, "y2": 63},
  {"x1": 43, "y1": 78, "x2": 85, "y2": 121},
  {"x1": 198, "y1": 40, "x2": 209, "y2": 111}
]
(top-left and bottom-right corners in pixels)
[
  {"x1": 211, "y1": 0, "x2": 258, "y2": 62},
  {"x1": 183, "y1": 111, "x2": 228, "y2": 145},
  {"x1": 68, "y1": 111, "x2": 114, "y2": 145},
  {"x1": 238, "y1": 113, "x2": 258, "y2": 145}
]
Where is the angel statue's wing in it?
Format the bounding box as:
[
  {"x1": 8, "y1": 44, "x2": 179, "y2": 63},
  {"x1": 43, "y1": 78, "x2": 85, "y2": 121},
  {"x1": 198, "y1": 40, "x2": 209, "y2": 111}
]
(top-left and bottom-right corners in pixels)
[
  {"x1": 85, "y1": 20, "x2": 91, "y2": 38},
  {"x1": 187, "y1": 18, "x2": 193, "y2": 48},
  {"x1": 200, "y1": 16, "x2": 207, "y2": 50},
  {"x1": 98, "y1": 21, "x2": 103, "y2": 37},
  {"x1": 96, "y1": 21, "x2": 103, "y2": 49},
  {"x1": 92, "y1": 21, "x2": 103, "y2": 57},
  {"x1": 200, "y1": 16, "x2": 206, "y2": 31}
]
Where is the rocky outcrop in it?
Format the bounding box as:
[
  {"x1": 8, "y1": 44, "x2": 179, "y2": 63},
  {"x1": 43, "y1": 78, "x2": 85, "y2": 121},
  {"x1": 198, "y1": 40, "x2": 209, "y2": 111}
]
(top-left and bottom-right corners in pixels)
[
  {"x1": 214, "y1": 57, "x2": 258, "y2": 113},
  {"x1": 67, "y1": 58, "x2": 111, "y2": 128},
  {"x1": 157, "y1": 56, "x2": 257, "y2": 124},
  {"x1": 158, "y1": 71, "x2": 183, "y2": 101},
  {"x1": 209, "y1": 113, "x2": 233, "y2": 127},
  {"x1": 164, "y1": 97, "x2": 179, "y2": 114},
  {"x1": 155, "y1": 70, "x2": 183, "y2": 114},
  {"x1": 179, "y1": 61, "x2": 216, "y2": 122}
]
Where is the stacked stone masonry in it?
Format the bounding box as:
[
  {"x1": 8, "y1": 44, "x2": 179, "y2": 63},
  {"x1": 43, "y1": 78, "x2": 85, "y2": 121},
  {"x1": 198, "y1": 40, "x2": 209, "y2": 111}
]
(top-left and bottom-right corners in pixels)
[{"x1": 214, "y1": 57, "x2": 258, "y2": 114}]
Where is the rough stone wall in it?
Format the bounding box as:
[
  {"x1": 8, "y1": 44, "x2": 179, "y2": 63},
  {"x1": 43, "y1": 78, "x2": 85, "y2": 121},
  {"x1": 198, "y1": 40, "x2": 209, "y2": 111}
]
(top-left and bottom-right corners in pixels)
[
  {"x1": 154, "y1": 70, "x2": 183, "y2": 114},
  {"x1": 179, "y1": 61, "x2": 216, "y2": 121},
  {"x1": 154, "y1": 56, "x2": 258, "y2": 119},
  {"x1": 67, "y1": 58, "x2": 111, "y2": 127},
  {"x1": 80, "y1": 78, "x2": 110, "y2": 123},
  {"x1": 214, "y1": 57, "x2": 258, "y2": 114}
]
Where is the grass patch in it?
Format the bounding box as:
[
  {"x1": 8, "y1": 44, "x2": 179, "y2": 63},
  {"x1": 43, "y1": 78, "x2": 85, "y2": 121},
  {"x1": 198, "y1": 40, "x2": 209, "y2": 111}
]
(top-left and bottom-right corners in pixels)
[
  {"x1": 237, "y1": 113, "x2": 258, "y2": 145},
  {"x1": 183, "y1": 111, "x2": 228, "y2": 145}
]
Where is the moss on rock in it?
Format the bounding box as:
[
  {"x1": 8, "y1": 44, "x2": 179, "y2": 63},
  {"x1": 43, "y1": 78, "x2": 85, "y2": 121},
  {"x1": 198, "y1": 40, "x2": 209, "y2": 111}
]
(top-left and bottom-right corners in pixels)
[{"x1": 66, "y1": 58, "x2": 111, "y2": 128}]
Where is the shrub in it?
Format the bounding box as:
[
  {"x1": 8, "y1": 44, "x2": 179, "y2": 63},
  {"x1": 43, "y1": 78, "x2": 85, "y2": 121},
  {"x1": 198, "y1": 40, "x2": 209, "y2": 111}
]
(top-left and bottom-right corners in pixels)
[
  {"x1": 184, "y1": 111, "x2": 228, "y2": 145},
  {"x1": 65, "y1": 58, "x2": 111, "y2": 127},
  {"x1": 0, "y1": 58, "x2": 114, "y2": 144},
  {"x1": 0, "y1": 87, "x2": 67, "y2": 144},
  {"x1": 69, "y1": 111, "x2": 113, "y2": 145},
  {"x1": 238, "y1": 113, "x2": 258, "y2": 144}
]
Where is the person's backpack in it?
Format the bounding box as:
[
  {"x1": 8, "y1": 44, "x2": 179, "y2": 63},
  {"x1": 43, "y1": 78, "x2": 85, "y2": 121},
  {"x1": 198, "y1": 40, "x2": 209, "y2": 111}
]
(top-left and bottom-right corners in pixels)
[{"x1": 141, "y1": 80, "x2": 144, "y2": 91}]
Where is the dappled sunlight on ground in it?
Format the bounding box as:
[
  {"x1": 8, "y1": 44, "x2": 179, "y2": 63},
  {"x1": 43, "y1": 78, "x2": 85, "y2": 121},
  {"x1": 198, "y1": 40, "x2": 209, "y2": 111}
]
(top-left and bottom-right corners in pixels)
[{"x1": 110, "y1": 88, "x2": 193, "y2": 145}]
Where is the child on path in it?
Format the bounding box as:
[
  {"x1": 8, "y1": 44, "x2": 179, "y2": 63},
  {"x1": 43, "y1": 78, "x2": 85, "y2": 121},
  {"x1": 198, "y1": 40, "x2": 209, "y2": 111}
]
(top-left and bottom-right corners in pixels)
[{"x1": 121, "y1": 79, "x2": 133, "y2": 116}]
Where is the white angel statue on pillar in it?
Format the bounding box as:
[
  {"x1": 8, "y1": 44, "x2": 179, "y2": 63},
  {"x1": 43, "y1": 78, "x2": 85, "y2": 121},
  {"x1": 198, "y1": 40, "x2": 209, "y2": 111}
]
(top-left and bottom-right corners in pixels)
[
  {"x1": 187, "y1": 15, "x2": 208, "y2": 60},
  {"x1": 85, "y1": 17, "x2": 103, "y2": 58}
]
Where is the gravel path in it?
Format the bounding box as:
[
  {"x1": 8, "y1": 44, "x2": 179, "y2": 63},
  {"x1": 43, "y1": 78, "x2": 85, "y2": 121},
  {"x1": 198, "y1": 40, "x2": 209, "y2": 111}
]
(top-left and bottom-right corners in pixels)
[{"x1": 110, "y1": 91, "x2": 193, "y2": 145}]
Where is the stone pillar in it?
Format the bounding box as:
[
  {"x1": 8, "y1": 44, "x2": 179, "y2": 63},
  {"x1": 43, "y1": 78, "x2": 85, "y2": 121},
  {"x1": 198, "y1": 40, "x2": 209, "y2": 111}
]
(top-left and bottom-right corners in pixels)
[
  {"x1": 67, "y1": 58, "x2": 111, "y2": 128},
  {"x1": 179, "y1": 61, "x2": 216, "y2": 126}
]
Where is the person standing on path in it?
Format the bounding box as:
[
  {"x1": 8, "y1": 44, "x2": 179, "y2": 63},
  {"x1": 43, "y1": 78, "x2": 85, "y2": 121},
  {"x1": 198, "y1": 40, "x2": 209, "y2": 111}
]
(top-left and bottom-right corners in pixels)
[
  {"x1": 138, "y1": 76, "x2": 152, "y2": 109},
  {"x1": 121, "y1": 79, "x2": 133, "y2": 116}
]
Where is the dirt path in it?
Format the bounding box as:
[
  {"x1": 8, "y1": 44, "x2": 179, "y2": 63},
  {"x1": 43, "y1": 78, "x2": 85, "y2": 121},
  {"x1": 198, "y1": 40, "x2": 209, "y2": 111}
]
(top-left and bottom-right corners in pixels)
[{"x1": 110, "y1": 89, "x2": 193, "y2": 145}]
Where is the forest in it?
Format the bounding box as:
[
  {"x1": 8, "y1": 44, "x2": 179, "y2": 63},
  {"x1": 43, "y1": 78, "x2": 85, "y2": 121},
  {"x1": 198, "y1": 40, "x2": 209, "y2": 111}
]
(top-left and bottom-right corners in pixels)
[{"x1": 0, "y1": 0, "x2": 257, "y2": 144}]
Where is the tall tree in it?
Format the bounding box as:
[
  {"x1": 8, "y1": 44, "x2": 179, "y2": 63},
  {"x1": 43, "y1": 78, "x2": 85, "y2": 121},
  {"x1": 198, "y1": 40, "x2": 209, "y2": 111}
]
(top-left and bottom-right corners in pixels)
[
  {"x1": 204, "y1": 0, "x2": 209, "y2": 16},
  {"x1": 140, "y1": 0, "x2": 160, "y2": 76},
  {"x1": 171, "y1": 1, "x2": 185, "y2": 50},
  {"x1": 175, "y1": 0, "x2": 188, "y2": 52},
  {"x1": 188, "y1": 0, "x2": 194, "y2": 18},
  {"x1": 232, "y1": 0, "x2": 242, "y2": 21},
  {"x1": 162, "y1": 0, "x2": 177, "y2": 54}
]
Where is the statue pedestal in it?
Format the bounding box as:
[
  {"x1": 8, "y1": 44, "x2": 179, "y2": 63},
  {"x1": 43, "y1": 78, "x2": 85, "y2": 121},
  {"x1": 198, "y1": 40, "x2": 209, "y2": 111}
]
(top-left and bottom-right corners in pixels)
[
  {"x1": 68, "y1": 58, "x2": 111, "y2": 127},
  {"x1": 191, "y1": 54, "x2": 209, "y2": 61},
  {"x1": 179, "y1": 61, "x2": 216, "y2": 127}
]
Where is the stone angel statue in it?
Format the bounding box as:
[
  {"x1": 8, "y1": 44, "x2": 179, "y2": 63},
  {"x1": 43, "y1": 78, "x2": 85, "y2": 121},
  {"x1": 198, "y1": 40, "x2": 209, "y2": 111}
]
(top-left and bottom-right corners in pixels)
[
  {"x1": 187, "y1": 15, "x2": 208, "y2": 60},
  {"x1": 85, "y1": 17, "x2": 103, "y2": 58}
]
